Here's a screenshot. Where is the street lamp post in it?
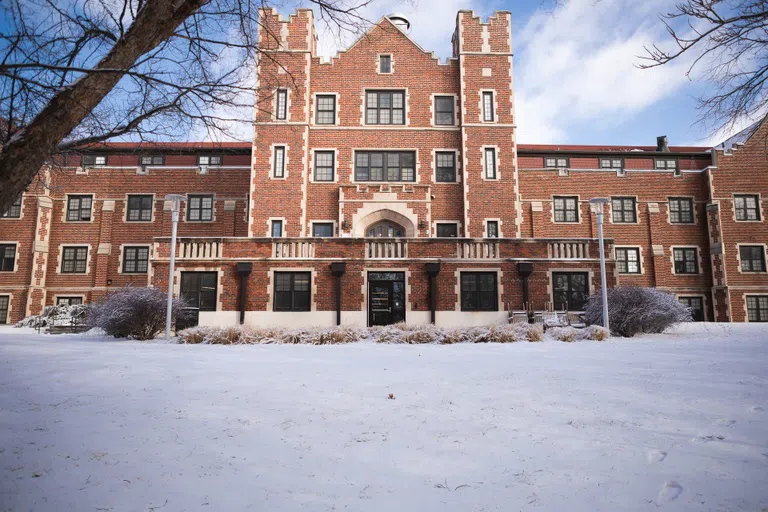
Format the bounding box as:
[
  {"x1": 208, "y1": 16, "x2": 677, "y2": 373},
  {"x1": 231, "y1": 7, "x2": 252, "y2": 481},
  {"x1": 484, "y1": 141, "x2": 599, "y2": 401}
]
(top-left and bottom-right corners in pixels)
[
  {"x1": 589, "y1": 198, "x2": 610, "y2": 332},
  {"x1": 165, "y1": 194, "x2": 185, "y2": 340}
]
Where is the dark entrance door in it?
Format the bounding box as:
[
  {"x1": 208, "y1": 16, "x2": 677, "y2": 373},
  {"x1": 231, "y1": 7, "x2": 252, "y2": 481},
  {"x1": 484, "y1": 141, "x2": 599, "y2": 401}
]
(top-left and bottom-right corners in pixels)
[
  {"x1": 552, "y1": 272, "x2": 588, "y2": 311},
  {"x1": 368, "y1": 272, "x2": 406, "y2": 326},
  {"x1": 177, "y1": 271, "x2": 217, "y2": 330}
]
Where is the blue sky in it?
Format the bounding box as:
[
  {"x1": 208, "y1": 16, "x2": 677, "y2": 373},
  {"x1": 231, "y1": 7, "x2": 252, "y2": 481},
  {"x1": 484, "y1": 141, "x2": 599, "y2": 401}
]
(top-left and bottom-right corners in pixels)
[{"x1": 310, "y1": 0, "x2": 737, "y2": 147}]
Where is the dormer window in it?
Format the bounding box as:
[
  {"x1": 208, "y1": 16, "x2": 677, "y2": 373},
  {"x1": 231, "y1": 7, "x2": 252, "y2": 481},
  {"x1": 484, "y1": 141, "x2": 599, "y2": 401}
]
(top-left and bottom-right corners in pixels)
[
  {"x1": 82, "y1": 155, "x2": 107, "y2": 167},
  {"x1": 655, "y1": 158, "x2": 677, "y2": 170},
  {"x1": 600, "y1": 158, "x2": 623, "y2": 170},
  {"x1": 545, "y1": 157, "x2": 569, "y2": 168},
  {"x1": 140, "y1": 155, "x2": 164, "y2": 167},
  {"x1": 379, "y1": 55, "x2": 392, "y2": 73},
  {"x1": 198, "y1": 155, "x2": 222, "y2": 166}
]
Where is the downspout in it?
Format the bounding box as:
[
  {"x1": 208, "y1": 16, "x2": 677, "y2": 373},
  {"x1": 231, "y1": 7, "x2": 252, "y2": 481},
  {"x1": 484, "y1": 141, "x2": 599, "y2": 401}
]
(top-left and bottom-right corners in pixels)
[
  {"x1": 330, "y1": 262, "x2": 346, "y2": 326},
  {"x1": 426, "y1": 262, "x2": 441, "y2": 325},
  {"x1": 517, "y1": 262, "x2": 533, "y2": 321},
  {"x1": 235, "y1": 262, "x2": 253, "y2": 325}
]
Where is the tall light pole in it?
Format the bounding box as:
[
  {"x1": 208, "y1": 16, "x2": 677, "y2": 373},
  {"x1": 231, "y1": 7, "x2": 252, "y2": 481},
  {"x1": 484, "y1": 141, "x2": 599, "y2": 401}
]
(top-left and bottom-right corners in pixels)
[
  {"x1": 165, "y1": 194, "x2": 185, "y2": 340},
  {"x1": 589, "y1": 197, "x2": 610, "y2": 332}
]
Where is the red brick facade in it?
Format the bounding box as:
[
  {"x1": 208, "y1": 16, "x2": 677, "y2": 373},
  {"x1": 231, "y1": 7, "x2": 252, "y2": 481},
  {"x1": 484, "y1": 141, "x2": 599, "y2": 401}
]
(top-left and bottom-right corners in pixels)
[{"x1": 1, "y1": 10, "x2": 766, "y2": 326}]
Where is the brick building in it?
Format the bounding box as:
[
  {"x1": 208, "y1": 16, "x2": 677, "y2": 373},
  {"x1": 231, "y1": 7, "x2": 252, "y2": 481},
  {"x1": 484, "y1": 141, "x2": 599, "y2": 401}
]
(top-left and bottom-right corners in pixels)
[{"x1": 1, "y1": 9, "x2": 766, "y2": 326}]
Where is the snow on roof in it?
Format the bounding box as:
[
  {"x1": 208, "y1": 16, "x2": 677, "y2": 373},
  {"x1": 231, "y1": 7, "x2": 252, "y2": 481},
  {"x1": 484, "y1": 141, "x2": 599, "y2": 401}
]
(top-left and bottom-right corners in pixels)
[{"x1": 713, "y1": 120, "x2": 761, "y2": 151}]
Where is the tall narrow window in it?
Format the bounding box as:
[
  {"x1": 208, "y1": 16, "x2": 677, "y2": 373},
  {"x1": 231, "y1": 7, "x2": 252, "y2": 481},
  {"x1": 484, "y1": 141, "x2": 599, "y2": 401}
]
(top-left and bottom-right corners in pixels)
[
  {"x1": 274, "y1": 272, "x2": 311, "y2": 311},
  {"x1": 66, "y1": 195, "x2": 93, "y2": 222},
  {"x1": 740, "y1": 246, "x2": 766, "y2": 272},
  {"x1": 186, "y1": 195, "x2": 214, "y2": 221},
  {"x1": 126, "y1": 195, "x2": 153, "y2": 222},
  {"x1": 484, "y1": 148, "x2": 497, "y2": 179},
  {"x1": 1, "y1": 195, "x2": 22, "y2": 218},
  {"x1": 122, "y1": 246, "x2": 149, "y2": 274},
  {"x1": 435, "y1": 152, "x2": 456, "y2": 182},
  {"x1": 482, "y1": 91, "x2": 494, "y2": 121},
  {"x1": 746, "y1": 296, "x2": 768, "y2": 322},
  {"x1": 379, "y1": 55, "x2": 391, "y2": 73},
  {"x1": 669, "y1": 197, "x2": 694, "y2": 224},
  {"x1": 276, "y1": 89, "x2": 287, "y2": 120},
  {"x1": 0, "y1": 244, "x2": 16, "y2": 272},
  {"x1": 271, "y1": 220, "x2": 283, "y2": 237},
  {"x1": 366, "y1": 90, "x2": 405, "y2": 125},
  {"x1": 673, "y1": 248, "x2": 699, "y2": 274},
  {"x1": 273, "y1": 146, "x2": 285, "y2": 178},
  {"x1": 460, "y1": 272, "x2": 498, "y2": 311},
  {"x1": 615, "y1": 247, "x2": 640, "y2": 274},
  {"x1": 315, "y1": 95, "x2": 336, "y2": 124},
  {"x1": 314, "y1": 151, "x2": 335, "y2": 181},
  {"x1": 486, "y1": 220, "x2": 499, "y2": 238},
  {"x1": 0, "y1": 295, "x2": 8, "y2": 324},
  {"x1": 734, "y1": 194, "x2": 760, "y2": 221},
  {"x1": 611, "y1": 197, "x2": 637, "y2": 223},
  {"x1": 434, "y1": 96, "x2": 455, "y2": 125},
  {"x1": 553, "y1": 196, "x2": 579, "y2": 223},
  {"x1": 61, "y1": 246, "x2": 88, "y2": 273}
]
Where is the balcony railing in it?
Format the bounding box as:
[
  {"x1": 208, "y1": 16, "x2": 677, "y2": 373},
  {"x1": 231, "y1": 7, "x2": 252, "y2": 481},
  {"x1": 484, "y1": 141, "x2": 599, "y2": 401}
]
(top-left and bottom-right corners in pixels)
[
  {"x1": 273, "y1": 240, "x2": 315, "y2": 259},
  {"x1": 549, "y1": 241, "x2": 590, "y2": 259},
  {"x1": 177, "y1": 240, "x2": 222, "y2": 259},
  {"x1": 366, "y1": 240, "x2": 408, "y2": 259},
  {"x1": 457, "y1": 240, "x2": 499, "y2": 259}
]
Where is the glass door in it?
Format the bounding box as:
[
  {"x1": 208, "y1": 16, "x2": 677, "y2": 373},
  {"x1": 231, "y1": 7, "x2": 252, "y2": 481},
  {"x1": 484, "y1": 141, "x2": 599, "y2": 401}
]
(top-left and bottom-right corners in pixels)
[
  {"x1": 177, "y1": 271, "x2": 217, "y2": 330},
  {"x1": 368, "y1": 272, "x2": 406, "y2": 326}
]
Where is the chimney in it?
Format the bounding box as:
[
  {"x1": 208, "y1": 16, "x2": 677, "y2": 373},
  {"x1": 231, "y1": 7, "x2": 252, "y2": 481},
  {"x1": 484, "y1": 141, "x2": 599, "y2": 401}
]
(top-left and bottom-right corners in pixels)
[
  {"x1": 387, "y1": 13, "x2": 411, "y2": 33},
  {"x1": 656, "y1": 135, "x2": 669, "y2": 152}
]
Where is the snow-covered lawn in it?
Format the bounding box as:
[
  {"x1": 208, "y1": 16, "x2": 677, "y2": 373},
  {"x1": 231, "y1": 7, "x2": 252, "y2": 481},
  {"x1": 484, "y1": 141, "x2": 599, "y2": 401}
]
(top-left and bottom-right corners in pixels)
[{"x1": 1, "y1": 324, "x2": 767, "y2": 511}]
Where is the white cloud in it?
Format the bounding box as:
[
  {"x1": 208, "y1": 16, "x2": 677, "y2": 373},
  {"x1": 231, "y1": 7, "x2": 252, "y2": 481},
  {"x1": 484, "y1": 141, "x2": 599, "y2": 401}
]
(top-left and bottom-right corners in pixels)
[{"x1": 514, "y1": 0, "x2": 695, "y2": 143}]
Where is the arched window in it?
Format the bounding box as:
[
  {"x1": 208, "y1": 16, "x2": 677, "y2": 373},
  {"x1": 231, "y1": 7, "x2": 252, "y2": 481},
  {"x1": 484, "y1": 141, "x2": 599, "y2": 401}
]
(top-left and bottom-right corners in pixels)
[{"x1": 366, "y1": 220, "x2": 405, "y2": 238}]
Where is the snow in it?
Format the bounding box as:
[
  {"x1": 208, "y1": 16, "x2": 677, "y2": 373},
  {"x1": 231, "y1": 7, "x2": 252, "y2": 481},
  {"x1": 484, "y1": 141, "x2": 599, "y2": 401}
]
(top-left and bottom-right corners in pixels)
[{"x1": 1, "y1": 323, "x2": 767, "y2": 511}]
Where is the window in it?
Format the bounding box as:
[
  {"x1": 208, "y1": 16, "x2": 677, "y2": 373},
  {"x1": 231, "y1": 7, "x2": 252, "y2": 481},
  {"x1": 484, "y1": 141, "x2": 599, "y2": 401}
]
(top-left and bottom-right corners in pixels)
[
  {"x1": 482, "y1": 91, "x2": 494, "y2": 121},
  {"x1": 746, "y1": 296, "x2": 768, "y2": 322},
  {"x1": 186, "y1": 195, "x2": 214, "y2": 221},
  {"x1": 126, "y1": 195, "x2": 153, "y2": 222},
  {"x1": 0, "y1": 295, "x2": 8, "y2": 324},
  {"x1": 1, "y1": 195, "x2": 22, "y2": 218},
  {"x1": 734, "y1": 194, "x2": 760, "y2": 221},
  {"x1": 673, "y1": 248, "x2": 699, "y2": 274},
  {"x1": 276, "y1": 89, "x2": 287, "y2": 120},
  {"x1": 379, "y1": 55, "x2": 391, "y2": 73},
  {"x1": 679, "y1": 296, "x2": 704, "y2": 322},
  {"x1": 122, "y1": 246, "x2": 149, "y2": 274},
  {"x1": 66, "y1": 195, "x2": 93, "y2": 222},
  {"x1": 615, "y1": 247, "x2": 640, "y2": 274},
  {"x1": 82, "y1": 154, "x2": 107, "y2": 167},
  {"x1": 545, "y1": 157, "x2": 569, "y2": 168},
  {"x1": 197, "y1": 155, "x2": 222, "y2": 166},
  {"x1": 552, "y1": 272, "x2": 588, "y2": 311},
  {"x1": 61, "y1": 246, "x2": 88, "y2": 273},
  {"x1": 367, "y1": 220, "x2": 403, "y2": 237},
  {"x1": 271, "y1": 219, "x2": 283, "y2": 237},
  {"x1": 434, "y1": 96, "x2": 455, "y2": 125},
  {"x1": 669, "y1": 197, "x2": 694, "y2": 224},
  {"x1": 0, "y1": 244, "x2": 15, "y2": 272},
  {"x1": 366, "y1": 90, "x2": 405, "y2": 125},
  {"x1": 273, "y1": 272, "x2": 311, "y2": 311},
  {"x1": 315, "y1": 95, "x2": 336, "y2": 124},
  {"x1": 611, "y1": 197, "x2": 637, "y2": 223},
  {"x1": 655, "y1": 158, "x2": 677, "y2": 170},
  {"x1": 140, "y1": 155, "x2": 164, "y2": 167},
  {"x1": 312, "y1": 223, "x2": 334, "y2": 237},
  {"x1": 314, "y1": 151, "x2": 335, "y2": 181},
  {"x1": 436, "y1": 223, "x2": 458, "y2": 237},
  {"x1": 740, "y1": 246, "x2": 766, "y2": 272},
  {"x1": 273, "y1": 146, "x2": 285, "y2": 178},
  {"x1": 56, "y1": 296, "x2": 83, "y2": 306},
  {"x1": 484, "y1": 148, "x2": 497, "y2": 179},
  {"x1": 599, "y1": 158, "x2": 623, "y2": 170},
  {"x1": 355, "y1": 151, "x2": 415, "y2": 182},
  {"x1": 460, "y1": 272, "x2": 498, "y2": 311},
  {"x1": 435, "y1": 152, "x2": 456, "y2": 182},
  {"x1": 487, "y1": 220, "x2": 499, "y2": 238},
  {"x1": 553, "y1": 196, "x2": 579, "y2": 223}
]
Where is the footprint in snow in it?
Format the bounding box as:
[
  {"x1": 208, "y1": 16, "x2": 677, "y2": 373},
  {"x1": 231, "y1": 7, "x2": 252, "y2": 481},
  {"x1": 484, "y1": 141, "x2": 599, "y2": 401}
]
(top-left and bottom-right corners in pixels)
[
  {"x1": 692, "y1": 434, "x2": 725, "y2": 443},
  {"x1": 718, "y1": 419, "x2": 736, "y2": 427},
  {"x1": 749, "y1": 406, "x2": 764, "y2": 413},
  {"x1": 646, "y1": 449, "x2": 667, "y2": 463},
  {"x1": 656, "y1": 481, "x2": 683, "y2": 505}
]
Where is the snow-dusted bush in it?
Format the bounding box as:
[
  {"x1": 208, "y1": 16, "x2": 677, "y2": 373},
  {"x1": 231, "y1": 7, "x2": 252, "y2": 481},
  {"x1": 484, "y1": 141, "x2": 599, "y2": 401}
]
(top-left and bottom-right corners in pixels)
[
  {"x1": 549, "y1": 326, "x2": 579, "y2": 342},
  {"x1": 16, "y1": 303, "x2": 88, "y2": 328},
  {"x1": 516, "y1": 323, "x2": 544, "y2": 342},
  {"x1": 87, "y1": 286, "x2": 187, "y2": 340},
  {"x1": 584, "y1": 287, "x2": 692, "y2": 337},
  {"x1": 473, "y1": 324, "x2": 522, "y2": 343},
  {"x1": 582, "y1": 325, "x2": 610, "y2": 341},
  {"x1": 177, "y1": 326, "x2": 217, "y2": 344},
  {"x1": 179, "y1": 325, "x2": 366, "y2": 345}
]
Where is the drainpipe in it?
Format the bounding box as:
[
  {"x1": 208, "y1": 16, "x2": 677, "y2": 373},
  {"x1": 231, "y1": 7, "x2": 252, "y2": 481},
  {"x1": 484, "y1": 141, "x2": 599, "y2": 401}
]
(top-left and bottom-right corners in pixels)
[
  {"x1": 517, "y1": 262, "x2": 534, "y2": 320},
  {"x1": 330, "y1": 262, "x2": 346, "y2": 326},
  {"x1": 235, "y1": 262, "x2": 253, "y2": 325},
  {"x1": 425, "y1": 262, "x2": 441, "y2": 324}
]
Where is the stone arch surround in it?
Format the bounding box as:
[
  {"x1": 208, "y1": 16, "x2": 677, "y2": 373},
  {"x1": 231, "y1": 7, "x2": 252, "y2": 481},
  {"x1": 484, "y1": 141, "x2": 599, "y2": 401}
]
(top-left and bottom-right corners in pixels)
[{"x1": 353, "y1": 205, "x2": 418, "y2": 237}]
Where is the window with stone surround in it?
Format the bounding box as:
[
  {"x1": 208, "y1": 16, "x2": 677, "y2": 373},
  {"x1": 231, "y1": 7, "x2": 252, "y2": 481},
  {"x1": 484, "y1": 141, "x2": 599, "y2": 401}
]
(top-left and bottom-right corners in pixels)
[
  {"x1": 0, "y1": 244, "x2": 15, "y2": 272},
  {"x1": 1, "y1": 195, "x2": 22, "y2": 218},
  {"x1": 734, "y1": 194, "x2": 760, "y2": 221},
  {"x1": 379, "y1": 55, "x2": 391, "y2": 73},
  {"x1": 312, "y1": 223, "x2": 334, "y2": 237},
  {"x1": 436, "y1": 223, "x2": 458, "y2": 237},
  {"x1": 553, "y1": 196, "x2": 579, "y2": 223},
  {"x1": 679, "y1": 296, "x2": 704, "y2": 321},
  {"x1": 314, "y1": 151, "x2": 335, "y2": 181},
  {"x1": 273, "y1": 272, "x2": 311, "y2": 312},
  {"x1": 434, "y1": 96, "x2": 455, "y2": 125},
  {"x1": 482, "y1": 91, "x2": 494, "y2": 122},
  {"x1": 366, "y1": 90, "x2": 405, "y2": 125},
  {"x1": 315, "y1": 95, "x2": 336, "y2": 124},
  {"x1": 740, "y1": 246, "x2": 766, "y2": 272},
  {"x1": 66, "y1": 195, "x2": 93, "y2": 222},
  {"x1": 126, "y1": 195, "x2": 153, "y2": 222},
  {"x1": 611, "y1": 197, "x2": 637, "y2": 223},
  {"x1": 0, "y1": 296, "x2": 8, "y2": 324},
  {"x1": 460, "y1": 272, "x2": 498, "y2": 311},
  {"x1": 271, "y1": 220, "x2": 283, "y2": 237},
  {"x1": 122, "y1": 246, "x2": 149, "y2": 274},
  {"x1": 615, "y1": 247, "x2": 640, "y2": 274},
  {"x1": 487, "y1": 220, "x2": 499, "y2": 238},
  {"x1": 56, "y1": 296, "x2": 83, "y2": 306},
  {"x1": 61, "y1": 246, "x2": 88, "y2": 273},
  {"x1": 273, "y1": 146, "x2": 285, "y2": 178},
  {"x1": 484, "y1": 148, "x2": 497, "y2": 179},
  {"x1": 186, "y1": 195, "x2": 214, "y2": 222},
  {"x1": 553, "y1": 272, "x2": 589, "y2": 311},
  {"x1": 435, "y1": 152, "x2": 456, "y2": 182},
  {"x1": 669, "y1": 197, "x2": 694, "y2": 224},
  {"x1": 673, "y1": 248, "x2": 698, "y2": 274},
  {"x1": 746, "y1": 296, "x2": 768, "y2": 322},
  {"x1": 355, "y1": 151, "x2": 415, "y2": 182},
  {"x1": 276, "y1": 89, "x2": 287, "y2": 120}
]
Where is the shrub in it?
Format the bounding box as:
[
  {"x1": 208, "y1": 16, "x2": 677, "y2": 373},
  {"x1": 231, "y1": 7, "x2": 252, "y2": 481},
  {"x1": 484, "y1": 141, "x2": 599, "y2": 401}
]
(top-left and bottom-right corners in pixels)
[
  {"x1": 474, "y1": 324, "x2": 521, "y2": 343},
  {"x1": 515, "y1": 323, "x2": 544, "y2": 342},
  {"x1": 87, "y1": 286, "x2": 187, "y2": 340},
  {"x1": 177, "y1": 326, "x2": 216, "y2": 344},
  {"x1": 582, "y1": 325, "x2": 610, "y2": 341},
  {"x1": 16, "y1": 303, "x2": 89, "y2": 328},
  {"x1": 402, "y1": 326, "x2": 442, "y2": 344},
  {"x1": 441, "y1": 328, "x2": 472, "y2": 344},
  {"x1": 549, "y1": 326, "x2": 579, "y2": 342},
  {"x1": 584, "y1": 287, "x2": 692, "y2": 337}
]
